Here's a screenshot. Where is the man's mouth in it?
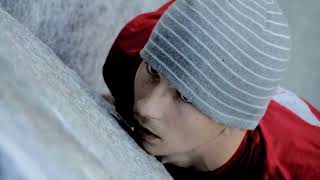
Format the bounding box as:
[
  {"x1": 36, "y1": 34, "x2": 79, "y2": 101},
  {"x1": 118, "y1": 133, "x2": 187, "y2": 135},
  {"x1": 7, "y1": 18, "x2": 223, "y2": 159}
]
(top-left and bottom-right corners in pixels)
[{"x1": 135, "y1": 123, "x2": 162, "y2": 143}]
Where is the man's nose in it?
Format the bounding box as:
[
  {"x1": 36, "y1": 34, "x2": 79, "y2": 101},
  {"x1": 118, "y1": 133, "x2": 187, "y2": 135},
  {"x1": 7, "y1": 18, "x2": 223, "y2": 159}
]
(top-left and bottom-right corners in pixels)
[{"x1": 134, "y1": 80, "x2": 173, "y2": 121}]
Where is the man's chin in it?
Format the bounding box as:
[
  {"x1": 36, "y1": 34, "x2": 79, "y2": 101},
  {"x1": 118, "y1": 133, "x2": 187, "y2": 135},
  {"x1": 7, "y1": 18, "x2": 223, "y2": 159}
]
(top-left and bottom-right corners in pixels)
[
  {"x1": 141, "y1": 140, "x2": 168, "y2": 156},
  {"x1": 141, "y1": 140, "x2": 157, "y2": 155},
  {"x1": 155, "y1": 149, "x2": 194, "y2": 168},
  {"x1": 157, "y1": 155, "x2": 193, "y2": 170}
]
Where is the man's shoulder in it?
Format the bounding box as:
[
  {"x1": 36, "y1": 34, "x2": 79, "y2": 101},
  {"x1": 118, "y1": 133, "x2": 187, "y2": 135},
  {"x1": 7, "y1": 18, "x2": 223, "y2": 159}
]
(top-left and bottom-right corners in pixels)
[
  {"x1": 270, "y1": 86, "x2": 320, "y2": 127},
  {"x1": 260, "y1": 86, "x2": 320, "y2": 144},
  {"x1": 256, "y1": 86, "x2": 320, "y2": 179}
]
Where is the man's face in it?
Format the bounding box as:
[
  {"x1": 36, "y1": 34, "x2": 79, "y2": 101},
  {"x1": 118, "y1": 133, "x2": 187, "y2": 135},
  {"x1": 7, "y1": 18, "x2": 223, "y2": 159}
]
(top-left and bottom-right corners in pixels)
[{"x1": 133, "y1": 61, "x2": 222, "y2": 157}]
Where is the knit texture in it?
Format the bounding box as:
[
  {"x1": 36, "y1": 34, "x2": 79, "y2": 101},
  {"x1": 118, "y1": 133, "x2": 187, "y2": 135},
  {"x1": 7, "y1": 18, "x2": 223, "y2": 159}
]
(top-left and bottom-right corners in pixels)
[{"x1": 140, "y1": 0, "x2": 291, "y2": 129}]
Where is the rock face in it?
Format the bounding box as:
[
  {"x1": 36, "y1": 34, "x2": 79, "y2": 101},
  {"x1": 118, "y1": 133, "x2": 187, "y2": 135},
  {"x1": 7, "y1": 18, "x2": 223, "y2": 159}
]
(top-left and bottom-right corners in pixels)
[
  {"x1": 0, "y1": 0, "x2": 166, "y2": 94},
  {"x1": 0, "y1": 8, "x2": 172, "y2": 180}
]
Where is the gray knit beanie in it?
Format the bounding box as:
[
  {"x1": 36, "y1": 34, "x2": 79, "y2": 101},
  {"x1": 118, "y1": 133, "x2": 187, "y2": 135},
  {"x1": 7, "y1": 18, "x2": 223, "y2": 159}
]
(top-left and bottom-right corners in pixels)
[{"x1": 140, "y1": 0, "x2": 291, "y2": 130}]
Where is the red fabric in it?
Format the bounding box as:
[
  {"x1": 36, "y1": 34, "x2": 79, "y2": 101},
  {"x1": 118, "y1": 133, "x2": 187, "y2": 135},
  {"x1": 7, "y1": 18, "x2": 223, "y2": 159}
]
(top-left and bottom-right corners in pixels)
[
  {"x1": 259, "y1": 101, "x2": 320, "y2": 180},
  {"x1": 103, "y1": 1, "x2": 320, "y2": 179}
]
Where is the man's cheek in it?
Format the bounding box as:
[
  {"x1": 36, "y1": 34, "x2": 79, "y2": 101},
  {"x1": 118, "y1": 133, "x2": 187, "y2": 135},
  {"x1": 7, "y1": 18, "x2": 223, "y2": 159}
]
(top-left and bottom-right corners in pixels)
[{"x1": 134, "y1": 84, "x2": 146, "y2": 102}]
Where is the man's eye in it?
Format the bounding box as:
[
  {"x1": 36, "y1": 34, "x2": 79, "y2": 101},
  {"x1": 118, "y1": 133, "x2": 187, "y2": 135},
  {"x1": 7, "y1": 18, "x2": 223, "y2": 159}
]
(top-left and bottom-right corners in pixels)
[
  {"x1": 146, "y1": 63, "x2": 160, "y2": 77},
  {"x1": 177, "y1": 91, "x2": 191, "y2": 103}
]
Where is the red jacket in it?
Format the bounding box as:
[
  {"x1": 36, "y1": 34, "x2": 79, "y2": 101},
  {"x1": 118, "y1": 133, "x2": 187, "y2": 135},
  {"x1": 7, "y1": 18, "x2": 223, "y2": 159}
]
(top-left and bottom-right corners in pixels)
[{"x1": 103, "y1": 1, "x2": 320, "y2": 179}]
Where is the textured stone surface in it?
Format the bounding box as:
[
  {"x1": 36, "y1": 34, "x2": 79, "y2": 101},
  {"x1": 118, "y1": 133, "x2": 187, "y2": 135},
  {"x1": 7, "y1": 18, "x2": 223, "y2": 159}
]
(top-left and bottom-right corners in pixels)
[
  {"x1": 0, "y1": 8, "x2": 172, "y2": 180},
  {"x1": 0, "y1": 0, "x2": 166, "y2": 94}
]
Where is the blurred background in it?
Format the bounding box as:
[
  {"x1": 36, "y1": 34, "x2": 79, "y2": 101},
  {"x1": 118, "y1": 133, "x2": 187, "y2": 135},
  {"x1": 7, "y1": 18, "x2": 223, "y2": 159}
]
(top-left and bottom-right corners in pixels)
[
  {"x1": 278, "y1": 0, "x2": 320, "y2": 109},
  {"x1": 0, "y1": 0, "x2": 318, "y2": 108}
]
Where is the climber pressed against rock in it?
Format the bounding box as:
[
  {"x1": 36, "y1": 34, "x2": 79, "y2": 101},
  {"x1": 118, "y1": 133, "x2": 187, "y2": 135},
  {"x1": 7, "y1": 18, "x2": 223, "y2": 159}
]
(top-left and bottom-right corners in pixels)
[{"x1": 103, "y1": 0, "x2": 320, "y2": 179}]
